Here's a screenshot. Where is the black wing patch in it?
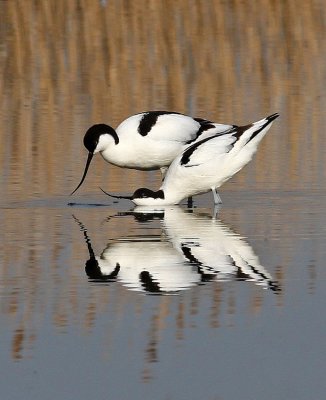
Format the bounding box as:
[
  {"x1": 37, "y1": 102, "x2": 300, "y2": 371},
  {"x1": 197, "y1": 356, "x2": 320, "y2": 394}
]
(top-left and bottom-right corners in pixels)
[
  {"x1": 186, "y1": 119, "x2": 216, "y2": 145},
  {"x1": 181, "y1": 121, "x2": 269, "y2": 166},
  {"x1": 180, "y1": 134, "x2": 223, "y2": 166},
  {"x1": 181, "y1": 123, "x2": 242, "y2": 166},
  {"x1": 137, "y1": 111, "x2": 181, "y2": 136}
]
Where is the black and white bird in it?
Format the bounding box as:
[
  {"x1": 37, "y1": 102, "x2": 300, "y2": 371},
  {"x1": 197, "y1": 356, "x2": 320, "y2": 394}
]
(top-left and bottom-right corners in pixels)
[
  {"x1": 100, "y1": 113, "x2": 279, "y2": 205},
  {"x1": 159, "y1": 207, "x2": 279, "y2": 292},
  {"x1": 73, "y1": 208, "x2": 279, "y2": 294},
  {"x1": 70, "y1": 111, "x2": 235, "y2": 196}
]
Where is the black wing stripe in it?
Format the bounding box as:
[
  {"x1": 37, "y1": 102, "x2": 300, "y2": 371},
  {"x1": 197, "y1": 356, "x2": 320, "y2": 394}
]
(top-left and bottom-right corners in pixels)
[
  {"x1": 181, "y1": 128, "x2": 238, "y2": 166},
  {"x1": 180, "y1": 135, "x2": 217, "y2": 165},
  {"x1": 186, "y1": 120, "x2": 216, "y2": 145},
  {"x1": 137, "y1": 111, "x2": 181, "y2": 136}
]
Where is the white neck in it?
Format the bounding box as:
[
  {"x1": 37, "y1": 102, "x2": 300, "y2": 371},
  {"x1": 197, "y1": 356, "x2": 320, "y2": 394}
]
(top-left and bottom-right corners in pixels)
[{"x1": 95, "y1": 133, "x2": 116, "y2": 153}]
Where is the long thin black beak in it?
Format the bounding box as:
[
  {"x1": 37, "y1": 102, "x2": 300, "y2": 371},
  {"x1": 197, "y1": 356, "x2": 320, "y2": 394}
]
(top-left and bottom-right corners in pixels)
[
  {"x1": 70, "y1": 152, "x2": 94, "y2": 195},
  {"x1": 99, "y1": 187, "x2": 133, "y2": 200}
]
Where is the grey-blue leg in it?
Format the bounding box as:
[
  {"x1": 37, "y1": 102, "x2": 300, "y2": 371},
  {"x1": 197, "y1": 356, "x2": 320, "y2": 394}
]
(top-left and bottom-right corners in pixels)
[
  {"x1": 160, "y1": 167, "x2": 168, "y2": 181},
  {"x1": 212, "y1": 188, "x2": 222, "y2": 204}
]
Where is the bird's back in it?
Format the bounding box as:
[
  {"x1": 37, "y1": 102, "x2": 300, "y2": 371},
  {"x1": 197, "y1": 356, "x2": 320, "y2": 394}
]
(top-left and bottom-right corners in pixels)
[
  {"x1": 113, "y1": 112, "x2": 234, "y2": 167},
  {"x1": 161, "y1": 114, "x2": 279, "y2": 202}
]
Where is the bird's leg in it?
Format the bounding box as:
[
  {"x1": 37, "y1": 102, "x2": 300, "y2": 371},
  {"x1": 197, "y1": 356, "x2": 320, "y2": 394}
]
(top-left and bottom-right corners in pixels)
[
  {"x1": 212, "y1": 204, "x2": 221, "y2": 220},
  {"x1": 212, "y1": 188, "x2": 222, "y2": 204},
  {"x1": 160, "y1": 167, "x2": 168, "y2": 182}
]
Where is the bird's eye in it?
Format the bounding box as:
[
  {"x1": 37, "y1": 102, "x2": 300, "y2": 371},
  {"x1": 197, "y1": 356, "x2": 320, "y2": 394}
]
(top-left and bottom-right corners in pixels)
[{"x1": 140, "y1": 190, "x2": 149, "y2": 198}]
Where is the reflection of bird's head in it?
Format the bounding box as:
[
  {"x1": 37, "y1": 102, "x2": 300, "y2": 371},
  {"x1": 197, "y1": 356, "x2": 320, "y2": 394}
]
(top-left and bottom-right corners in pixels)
[
  {"x1": 85, "y1": 259, "x2": 121, "y2": 282},
  {"x1": 85, "y1": 257, "x2": 101, "y2": 279}
]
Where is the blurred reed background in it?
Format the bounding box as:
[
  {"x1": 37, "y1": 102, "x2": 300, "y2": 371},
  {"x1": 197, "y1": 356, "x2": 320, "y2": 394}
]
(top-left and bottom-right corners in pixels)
[
  {"x1": 0, "y1": 0, "x2": 325, "y2": 199},
  {"x1": 0, "y1": 0, "x2": 325, "y2": 366}
]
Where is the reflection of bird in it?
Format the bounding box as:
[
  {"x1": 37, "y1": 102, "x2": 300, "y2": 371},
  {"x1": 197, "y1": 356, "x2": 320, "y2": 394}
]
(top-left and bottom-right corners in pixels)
[
  {"x1": 100, "y1": 113, "x2": 279, "y2": 205},
  {"x1": 94, "y1": 239, "x2": 201, "y2": 293},
  {"x1": 71, "y1": 111, "x2": 234, "y2": 196},
  {"x1": 156, "y1": 207, "x2": 279, "y2": 291},
  {"x1": 73, "y1": 208, "x2": 279, "y2": 294},
  {"x1": 73, "y1": 215, "x2": 200, "y2": 293}
]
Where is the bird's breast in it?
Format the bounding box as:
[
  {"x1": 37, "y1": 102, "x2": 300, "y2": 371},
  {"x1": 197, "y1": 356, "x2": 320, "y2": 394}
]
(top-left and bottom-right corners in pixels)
[{"x1": 100, "y1": 137, "x2": 184, "y2": 170}]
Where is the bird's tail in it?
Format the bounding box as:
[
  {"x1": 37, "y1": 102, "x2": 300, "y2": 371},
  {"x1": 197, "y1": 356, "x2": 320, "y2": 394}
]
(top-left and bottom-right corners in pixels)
[
  {"x1": 230, "y1": 113, "x2": 279, "y2": 155},
  {"x1": 243, "y1": 113, "x2": 279, "y2": 145},
  {"x1": 219, "y1": 113, "x2": 279, "y2": 177}
]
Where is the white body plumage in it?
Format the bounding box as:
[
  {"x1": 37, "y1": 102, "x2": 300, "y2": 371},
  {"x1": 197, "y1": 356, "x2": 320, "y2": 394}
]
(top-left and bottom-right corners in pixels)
[
  {"x1": 129, "y1": 113, "x2": 279, "y2": 205},
  {"x1": 71, "y1": 111, "x2": 234, "y2": 194},
  {"x1": 75, "y1": 208, "x2": 279, "y2": 293},
  {"x1": 101, "y1": 113, "x2": 233, "y2": 170}
]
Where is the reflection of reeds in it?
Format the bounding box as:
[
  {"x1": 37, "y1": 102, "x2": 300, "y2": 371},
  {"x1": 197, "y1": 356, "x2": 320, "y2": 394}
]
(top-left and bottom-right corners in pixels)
[{"x1": 0, "y1": 0, "x2": 325, "y2": 196}]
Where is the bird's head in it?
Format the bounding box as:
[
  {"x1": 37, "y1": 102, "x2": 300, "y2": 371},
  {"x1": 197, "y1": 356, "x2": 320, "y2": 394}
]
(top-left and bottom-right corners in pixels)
[
  {"x1": 71, "y1": 124, "x2": 119, "y2": 195},
  {"x1": 99, "y1": 187, "x2": 166, "y2": 206}
]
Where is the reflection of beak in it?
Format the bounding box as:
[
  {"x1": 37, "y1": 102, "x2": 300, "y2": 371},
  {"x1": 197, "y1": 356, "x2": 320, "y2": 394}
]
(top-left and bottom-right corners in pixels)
[
  {"x1": 99, "y1": 187, "x2": 133, "y2": 200},
  {"x1": 70, "y1": 152, "x2": 94, "y2": 195}
]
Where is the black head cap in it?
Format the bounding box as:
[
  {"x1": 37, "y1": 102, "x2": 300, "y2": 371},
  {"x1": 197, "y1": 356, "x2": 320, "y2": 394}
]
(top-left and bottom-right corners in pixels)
[
  {"x1": 132, "y1": 188, "x2": 165, "y2": 199},
  {"x1": 83, "y1": 124, "x2": 119, "y2": 153}
]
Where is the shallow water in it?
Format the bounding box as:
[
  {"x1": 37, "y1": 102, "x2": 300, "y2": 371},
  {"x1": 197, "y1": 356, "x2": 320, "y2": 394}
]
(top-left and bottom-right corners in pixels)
[{"x1": 1, "y1": 1, "x2": 326, "y2": 399}]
